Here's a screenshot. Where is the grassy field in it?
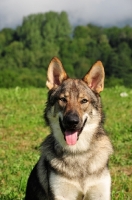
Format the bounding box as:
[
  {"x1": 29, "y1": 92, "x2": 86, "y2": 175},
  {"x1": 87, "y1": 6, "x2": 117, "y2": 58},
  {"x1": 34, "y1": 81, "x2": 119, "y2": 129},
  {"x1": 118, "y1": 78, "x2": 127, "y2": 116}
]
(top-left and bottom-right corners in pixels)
[{"x1": 0, "y1": 86, "x2": 132, "y2": 200}]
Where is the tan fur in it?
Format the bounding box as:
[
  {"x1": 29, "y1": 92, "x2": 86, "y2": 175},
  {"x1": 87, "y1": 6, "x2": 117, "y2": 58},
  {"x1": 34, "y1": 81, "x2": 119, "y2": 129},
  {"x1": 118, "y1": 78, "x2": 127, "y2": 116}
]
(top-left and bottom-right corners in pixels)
[{"x1": 25, "y1": 57, "x2": 113, "y2": 200}]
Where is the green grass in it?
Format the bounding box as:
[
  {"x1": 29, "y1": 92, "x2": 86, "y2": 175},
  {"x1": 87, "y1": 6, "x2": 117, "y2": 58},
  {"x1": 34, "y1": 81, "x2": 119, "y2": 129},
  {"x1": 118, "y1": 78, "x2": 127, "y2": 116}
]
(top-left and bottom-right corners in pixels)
[{"x1": 0, "y1": 86, "x2": 132, "y2": 200}]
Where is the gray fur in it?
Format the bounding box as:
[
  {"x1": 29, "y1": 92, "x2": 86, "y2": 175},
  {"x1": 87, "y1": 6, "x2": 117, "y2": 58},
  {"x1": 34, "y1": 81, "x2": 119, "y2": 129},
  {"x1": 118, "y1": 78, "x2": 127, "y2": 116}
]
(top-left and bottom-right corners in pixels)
[{"x1": 25, "y1": 58, "x2": 113, "y2": 200}]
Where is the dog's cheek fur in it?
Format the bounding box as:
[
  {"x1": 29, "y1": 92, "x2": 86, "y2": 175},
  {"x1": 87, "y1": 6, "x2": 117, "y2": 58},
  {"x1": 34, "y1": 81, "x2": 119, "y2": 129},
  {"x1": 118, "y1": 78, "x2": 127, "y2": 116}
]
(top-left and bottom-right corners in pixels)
[
  {"x1": 46, "y1": 105, "x2": 66, "y2": 147},
  {"x1": 44, "y1": 87, "x2": 61, "y2": 124}
]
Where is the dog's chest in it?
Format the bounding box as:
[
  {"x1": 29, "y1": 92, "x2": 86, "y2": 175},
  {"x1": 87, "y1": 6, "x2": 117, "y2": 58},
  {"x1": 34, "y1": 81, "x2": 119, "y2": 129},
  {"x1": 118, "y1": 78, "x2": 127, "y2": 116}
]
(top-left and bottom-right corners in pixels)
[
  {"x1": 49, "y1": 170, "x2": 106, "y2": 199},
  {"x1": 50, "y1": 153, "x2": 93, "y2": 180},
  {"x1": 48, "y1": 145, "x2": 110, "y2": 198}
]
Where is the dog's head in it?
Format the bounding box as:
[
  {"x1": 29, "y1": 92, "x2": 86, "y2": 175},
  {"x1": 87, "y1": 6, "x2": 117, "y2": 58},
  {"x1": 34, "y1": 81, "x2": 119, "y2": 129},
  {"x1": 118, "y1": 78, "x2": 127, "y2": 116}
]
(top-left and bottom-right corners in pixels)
[{"x1": 45, "y1": 57, "x2": 105, "y2": 151}]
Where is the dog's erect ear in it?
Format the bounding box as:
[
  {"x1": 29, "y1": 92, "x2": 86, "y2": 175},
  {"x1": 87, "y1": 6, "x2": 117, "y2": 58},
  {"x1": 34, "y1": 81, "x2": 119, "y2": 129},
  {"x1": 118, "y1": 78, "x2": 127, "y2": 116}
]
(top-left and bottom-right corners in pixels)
[
  {"x1": 46, "y1": 57, "x2": 68, "y2": 90},
  {"x1": 83, "y1": 61, "x2": 105, "y2": 93}
]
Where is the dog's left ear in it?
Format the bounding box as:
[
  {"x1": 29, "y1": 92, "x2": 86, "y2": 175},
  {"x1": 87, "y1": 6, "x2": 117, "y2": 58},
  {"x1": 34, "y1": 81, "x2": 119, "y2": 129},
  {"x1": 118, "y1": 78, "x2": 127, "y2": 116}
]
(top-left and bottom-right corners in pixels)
[
  {"x1": 46, "y1": 57, "x2": 68, "y2": 90},
  {"x1": 83, "y1": 61, "x2": 105, "y2": 93}
]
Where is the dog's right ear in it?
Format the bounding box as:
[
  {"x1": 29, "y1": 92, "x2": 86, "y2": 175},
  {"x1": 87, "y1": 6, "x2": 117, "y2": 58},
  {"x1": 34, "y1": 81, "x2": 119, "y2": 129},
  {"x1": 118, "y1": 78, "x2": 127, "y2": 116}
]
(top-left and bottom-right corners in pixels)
[{"x1": 46, "y1": 57, "x2": 68, "y2": 90}]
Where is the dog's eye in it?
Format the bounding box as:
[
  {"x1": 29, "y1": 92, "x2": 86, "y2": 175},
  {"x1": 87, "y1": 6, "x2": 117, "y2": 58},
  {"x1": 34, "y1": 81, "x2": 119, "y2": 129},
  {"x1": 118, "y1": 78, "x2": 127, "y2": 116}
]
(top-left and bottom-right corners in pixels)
[
  {"x1": 80, "y1": 99, "x2": 88, "y2": 104},
  {"x1": 59, "y1": 97, "x2": 67, "y2": 103}
]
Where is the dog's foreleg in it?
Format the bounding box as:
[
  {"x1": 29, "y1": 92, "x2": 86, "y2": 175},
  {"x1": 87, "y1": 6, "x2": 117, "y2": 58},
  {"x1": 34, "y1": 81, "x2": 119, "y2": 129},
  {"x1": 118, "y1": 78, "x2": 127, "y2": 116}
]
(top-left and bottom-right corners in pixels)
[
  {"x1": 50, "y1": 172, "x2": 83, "y2": 200},
  {"x1": 84, "y1": 174, "x2": 111, "y2": 200},
  {"x1": 85, "y1": 188, "x2": 111, "y2": 200}
]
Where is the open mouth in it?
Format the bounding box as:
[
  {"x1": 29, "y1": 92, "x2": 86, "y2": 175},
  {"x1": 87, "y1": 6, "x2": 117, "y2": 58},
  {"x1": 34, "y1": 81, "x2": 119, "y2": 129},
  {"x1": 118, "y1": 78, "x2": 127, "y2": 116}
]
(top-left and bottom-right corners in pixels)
[{"x1": 59, "y1": 117, "x2": 87, "y2": 145}]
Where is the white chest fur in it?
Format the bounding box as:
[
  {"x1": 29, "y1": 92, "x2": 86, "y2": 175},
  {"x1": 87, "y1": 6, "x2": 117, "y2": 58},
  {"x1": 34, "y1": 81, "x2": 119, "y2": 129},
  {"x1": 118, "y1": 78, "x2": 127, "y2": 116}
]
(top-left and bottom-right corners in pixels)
[{"x1": 49, "y1": 170, "x2": 111, "y2": 200}]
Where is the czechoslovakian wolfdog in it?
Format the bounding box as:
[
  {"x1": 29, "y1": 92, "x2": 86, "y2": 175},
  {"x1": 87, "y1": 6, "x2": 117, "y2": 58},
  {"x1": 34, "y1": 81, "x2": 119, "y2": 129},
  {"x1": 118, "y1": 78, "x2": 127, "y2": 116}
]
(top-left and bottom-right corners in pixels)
[{"x1": 25, "y1": 57, "x2": 113, "y2": 200}]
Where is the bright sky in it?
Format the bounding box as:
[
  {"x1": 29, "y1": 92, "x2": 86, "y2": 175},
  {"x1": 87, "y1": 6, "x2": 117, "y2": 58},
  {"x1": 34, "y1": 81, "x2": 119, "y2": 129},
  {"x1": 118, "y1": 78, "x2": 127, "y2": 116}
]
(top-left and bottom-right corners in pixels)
[{"x1": 0, "y1": 0, "x2": 132, "y2": 30}]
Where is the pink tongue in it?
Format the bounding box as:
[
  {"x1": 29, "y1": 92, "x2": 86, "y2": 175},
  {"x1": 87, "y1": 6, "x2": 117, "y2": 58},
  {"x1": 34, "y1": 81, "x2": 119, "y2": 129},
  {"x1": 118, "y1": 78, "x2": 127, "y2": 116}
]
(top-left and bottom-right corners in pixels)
[{"x1": 65, "y1": 131, "x2": 78, "y2": 145}]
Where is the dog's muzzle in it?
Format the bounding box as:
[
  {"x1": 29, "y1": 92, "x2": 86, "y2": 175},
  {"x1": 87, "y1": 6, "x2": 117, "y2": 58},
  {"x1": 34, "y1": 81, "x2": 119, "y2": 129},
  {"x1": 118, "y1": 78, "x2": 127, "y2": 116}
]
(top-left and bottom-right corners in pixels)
[{"x1": 59, "y1": 111, "x2": 87, "y2": 145}]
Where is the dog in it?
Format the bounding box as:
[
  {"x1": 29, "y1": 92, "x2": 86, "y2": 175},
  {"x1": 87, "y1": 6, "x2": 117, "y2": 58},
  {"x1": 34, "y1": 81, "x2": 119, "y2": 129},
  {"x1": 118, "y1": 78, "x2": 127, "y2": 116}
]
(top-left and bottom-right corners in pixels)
[{"x1": 25, "y1": 57, "x2": 113, "y2": 200}]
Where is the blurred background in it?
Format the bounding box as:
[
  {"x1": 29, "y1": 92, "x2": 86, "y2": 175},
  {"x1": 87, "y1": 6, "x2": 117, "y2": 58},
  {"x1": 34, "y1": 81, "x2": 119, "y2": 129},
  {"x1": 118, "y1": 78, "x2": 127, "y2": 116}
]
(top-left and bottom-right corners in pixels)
[
  {"x1": 0, "y1": 0, "x2": 132, "y2": 88},
  {"x1": 0, "y1": 1, "x2": 132, "y2": 200}
]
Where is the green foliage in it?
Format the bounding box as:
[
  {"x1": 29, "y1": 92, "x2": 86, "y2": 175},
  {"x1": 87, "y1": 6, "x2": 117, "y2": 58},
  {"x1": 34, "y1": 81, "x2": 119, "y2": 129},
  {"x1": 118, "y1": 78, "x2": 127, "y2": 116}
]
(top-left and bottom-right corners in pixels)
[
  {"x1": 105, "y1": 76, "x2": 124, "y2": 87},
  {"x1": 0, "y1": 68, "x2": 46, "y2": 88},
  {"x1": 0, "y1": 11, "x2": 132, "y2": 88},
  {"x1": 0, "y1": 87, "x2": 132, "y2": 199}
]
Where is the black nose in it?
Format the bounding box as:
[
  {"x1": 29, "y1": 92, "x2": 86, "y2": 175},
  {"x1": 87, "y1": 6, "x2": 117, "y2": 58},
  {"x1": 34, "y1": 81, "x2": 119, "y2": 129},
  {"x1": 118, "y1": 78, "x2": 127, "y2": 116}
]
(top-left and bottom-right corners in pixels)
[{"x1": 63, "y1": 112, "x2": 79, "y2": 129}]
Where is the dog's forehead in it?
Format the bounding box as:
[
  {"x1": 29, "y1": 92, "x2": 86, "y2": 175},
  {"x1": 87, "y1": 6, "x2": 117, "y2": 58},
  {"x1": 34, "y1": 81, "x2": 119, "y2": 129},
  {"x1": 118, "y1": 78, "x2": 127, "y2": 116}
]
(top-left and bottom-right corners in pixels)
[{"x1": 60, "y1": 78, "x2": 96, "y2": 99}]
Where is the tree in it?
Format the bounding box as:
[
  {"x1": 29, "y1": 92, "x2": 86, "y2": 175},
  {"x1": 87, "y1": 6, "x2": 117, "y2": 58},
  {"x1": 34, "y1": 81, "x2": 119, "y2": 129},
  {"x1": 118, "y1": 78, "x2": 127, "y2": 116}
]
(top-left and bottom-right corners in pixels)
[
  {"x1": 3, "y1": 41, "x2": 24, "y2": 68},
  {"x1": 0, "y1": 11, "x2": 132, "y2": 87}
]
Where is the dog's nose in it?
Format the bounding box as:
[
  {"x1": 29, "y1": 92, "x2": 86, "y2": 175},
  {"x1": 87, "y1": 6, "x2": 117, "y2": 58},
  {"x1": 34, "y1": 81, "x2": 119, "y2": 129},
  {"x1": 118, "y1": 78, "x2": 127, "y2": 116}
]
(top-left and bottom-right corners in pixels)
[{"x1": 63, "y1": 112, "x2": 79, "y2": 128}]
